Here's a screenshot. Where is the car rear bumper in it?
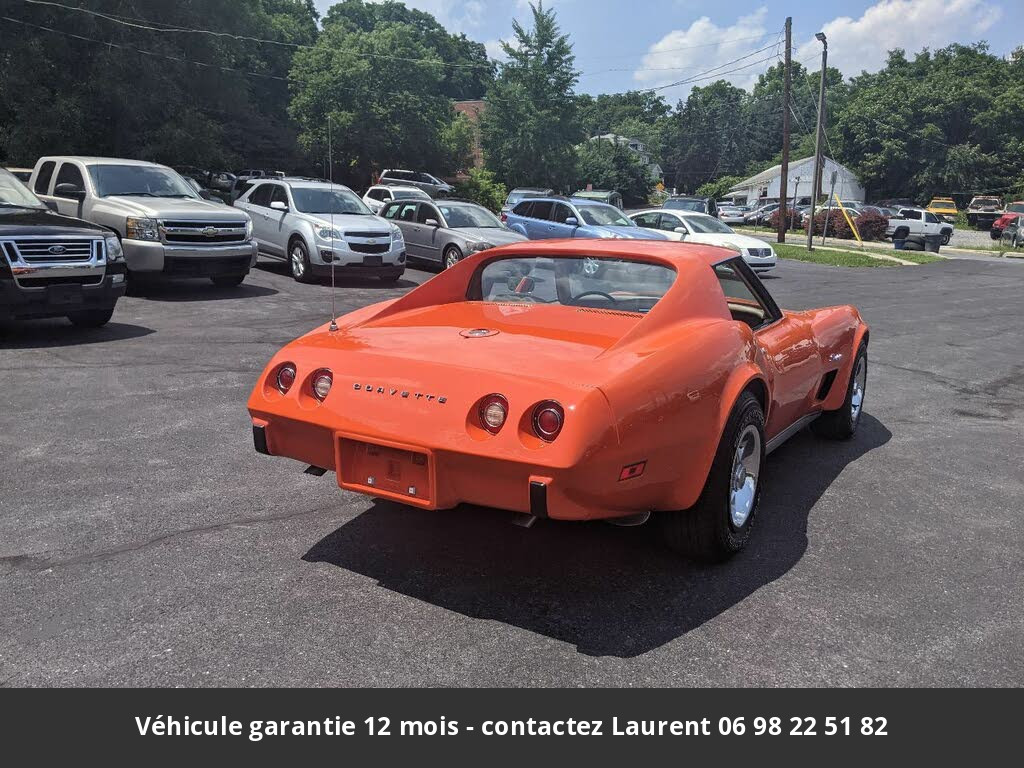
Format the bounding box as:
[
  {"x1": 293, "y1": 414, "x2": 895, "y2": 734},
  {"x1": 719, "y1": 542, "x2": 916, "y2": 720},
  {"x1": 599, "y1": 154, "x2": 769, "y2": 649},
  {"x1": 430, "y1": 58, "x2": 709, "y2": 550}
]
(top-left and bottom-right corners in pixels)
[
  {"x1": 122, "y1": 239, "x2": 257, "y2": 275},
  {"x1": 0, "y1": 266, "x2": 126, "y2": 321}
]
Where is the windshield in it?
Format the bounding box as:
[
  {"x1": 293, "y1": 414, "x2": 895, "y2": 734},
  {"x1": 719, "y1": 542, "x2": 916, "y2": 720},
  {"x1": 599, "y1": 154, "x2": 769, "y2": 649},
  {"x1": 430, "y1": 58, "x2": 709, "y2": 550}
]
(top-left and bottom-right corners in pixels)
[
  {"x1": 506, "y1": 190, "x2": 545, "y2": 205},
  {"x1": 90, "y1": 164, "x2": 199, "y2": 198},
  {"x1": 576, "y1": 204, "x2": 634, "y2": 227},
  {"x1": 439, "y1": 203, "x2": 501, "y2": 228},
  {"x1": 664, "y1": 199, "x2": 706, "y2": 212},
  {"x1": 392, "y1": 188, "x2": 430, "y2": 201},
  {"x1": 292, "y1": 187, "x2": 371, "y2": 215},
  {"x1": 682, "y1": 214, "x2": 734, "y2": 234},
  {"x1": 477, "y1": 256, "x2": 674, "y2": 314},
  {"x1": 1008, "y1": 203, "x2": 1024, "y2": 213},
  {"x1": 972, "y1": 197, "x2": 1000, "y2": 206},
  {"x1": 0, "y1": 169, "x2": 46, "y2": 209}
]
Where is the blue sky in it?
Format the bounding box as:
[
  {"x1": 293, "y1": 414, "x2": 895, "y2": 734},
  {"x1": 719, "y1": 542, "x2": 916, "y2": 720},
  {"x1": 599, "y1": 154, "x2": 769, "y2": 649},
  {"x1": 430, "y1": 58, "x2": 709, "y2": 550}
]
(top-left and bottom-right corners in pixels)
[{"x1": 314, "y1": 0, "x2": 1016, "y2": 103}]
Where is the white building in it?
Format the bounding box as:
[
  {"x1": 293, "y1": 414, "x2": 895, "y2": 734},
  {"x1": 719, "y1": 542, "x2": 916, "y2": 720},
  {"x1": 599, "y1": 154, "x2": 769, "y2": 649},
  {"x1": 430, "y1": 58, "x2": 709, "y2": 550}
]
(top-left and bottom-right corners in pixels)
[
  {"x1": 589, "y1": 133, "x2": 664, "y2": 181},
  {"x1": 726, "y1": 156, "x2": 864, "y2": 206}
]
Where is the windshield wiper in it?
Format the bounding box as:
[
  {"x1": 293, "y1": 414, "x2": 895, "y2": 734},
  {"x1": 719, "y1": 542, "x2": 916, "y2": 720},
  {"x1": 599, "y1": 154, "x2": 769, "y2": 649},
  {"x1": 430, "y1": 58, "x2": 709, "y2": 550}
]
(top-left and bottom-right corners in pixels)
[{"x1": 107, "y1": 192, "x2": 158, "y2": 197}]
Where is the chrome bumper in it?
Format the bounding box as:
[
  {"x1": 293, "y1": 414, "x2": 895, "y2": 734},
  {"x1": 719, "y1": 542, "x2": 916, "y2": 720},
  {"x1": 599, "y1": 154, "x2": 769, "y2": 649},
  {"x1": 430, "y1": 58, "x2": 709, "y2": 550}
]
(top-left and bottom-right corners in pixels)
[{"x1": 122, "y1": 239, "x2": 258, "y2": 272}]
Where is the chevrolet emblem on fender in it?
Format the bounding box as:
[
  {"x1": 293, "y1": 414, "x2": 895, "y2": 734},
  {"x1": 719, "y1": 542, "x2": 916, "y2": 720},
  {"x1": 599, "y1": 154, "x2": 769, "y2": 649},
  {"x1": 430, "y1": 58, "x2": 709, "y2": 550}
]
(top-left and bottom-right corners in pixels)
[{"x1": 353, "y1": 383, "x2": 446, "y2": 404}]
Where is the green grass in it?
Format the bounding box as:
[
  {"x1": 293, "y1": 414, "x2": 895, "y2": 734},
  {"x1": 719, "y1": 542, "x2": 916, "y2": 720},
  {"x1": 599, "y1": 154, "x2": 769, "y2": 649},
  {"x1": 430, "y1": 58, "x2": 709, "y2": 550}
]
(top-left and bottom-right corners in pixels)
[{"x1": 774, "y1": 243, "x2": 898, "y2": 267}]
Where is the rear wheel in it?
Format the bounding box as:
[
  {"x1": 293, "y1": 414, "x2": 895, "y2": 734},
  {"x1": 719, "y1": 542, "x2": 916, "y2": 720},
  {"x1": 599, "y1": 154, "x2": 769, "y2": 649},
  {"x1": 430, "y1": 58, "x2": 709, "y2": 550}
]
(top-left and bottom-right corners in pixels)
[
  {"x1": 67, "y1": 308, "x2": 114, "y2": 328},
  {"x1": 661, "y1": 391, "x2": 764, "y2": 562},
  {"x1": 812, "y1": 343, "x2": 867, "y2": 440},
  {"x1": 289, "y1": 239, "x2": 314, "y2": 284},
  {"x1": 940, "y1": 230, "x2": 951, "y2": 245},
  {"x1": 893, "y1": 226, "x2": 909, "y2": 240}
]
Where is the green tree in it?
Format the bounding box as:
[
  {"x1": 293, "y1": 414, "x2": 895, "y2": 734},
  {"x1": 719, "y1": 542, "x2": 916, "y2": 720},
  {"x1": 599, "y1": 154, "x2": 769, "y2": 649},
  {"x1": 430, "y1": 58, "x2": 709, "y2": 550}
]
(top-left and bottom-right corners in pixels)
[
  {"x1": 574, "y1": 140, "x2": 652, "y2": 205},
  {"x1": 481, "y1": 2, "x2": 580, "y2": 191},
  {"x1": 453, "y1": 168, "x2": 508, "y2": 212}
]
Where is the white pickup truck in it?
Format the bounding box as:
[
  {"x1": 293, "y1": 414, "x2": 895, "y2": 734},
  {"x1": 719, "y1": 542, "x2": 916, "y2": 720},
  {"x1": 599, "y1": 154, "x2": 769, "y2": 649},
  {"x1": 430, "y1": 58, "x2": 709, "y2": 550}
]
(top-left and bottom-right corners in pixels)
[
  {"x1": 886, "y1": 207, "x2": 954, "y2": 245},
  {"x1": 29, "y1": 157, "x2": 257, "y2": 288}
]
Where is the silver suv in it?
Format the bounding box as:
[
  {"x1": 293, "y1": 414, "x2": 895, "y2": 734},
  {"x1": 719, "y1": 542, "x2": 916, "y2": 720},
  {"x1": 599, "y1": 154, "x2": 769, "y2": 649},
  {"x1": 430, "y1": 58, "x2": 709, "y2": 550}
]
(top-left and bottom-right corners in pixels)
[
  {"x1": 30, "y1": 157, "x2": 257, "y2": 287},
  {"x1": 234, "y1": 179, "x2": 406, "y2": 283},
  {"x1": 378, "y1": 169, "x2": 455, "y2": 198}
]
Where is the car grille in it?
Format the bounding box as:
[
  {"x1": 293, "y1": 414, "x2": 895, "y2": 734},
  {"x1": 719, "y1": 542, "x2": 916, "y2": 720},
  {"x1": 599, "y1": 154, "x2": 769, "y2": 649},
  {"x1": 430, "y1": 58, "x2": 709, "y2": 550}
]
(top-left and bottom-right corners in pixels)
[
  {"x1": 348, "y1": 242, "x2": 389, "y2": 254},
  {"x1": 747, "y1": 248, "x2": 773, "y2": 259},
  {"x1": 161, "y1": 220, "x2": 248, "y2": 245},
  {"x1": 6, "y1": 238, "x2": 102, "y2": 263},
  {"x1": 345, "y1": 231, "x2": 389, "y2": 239}
]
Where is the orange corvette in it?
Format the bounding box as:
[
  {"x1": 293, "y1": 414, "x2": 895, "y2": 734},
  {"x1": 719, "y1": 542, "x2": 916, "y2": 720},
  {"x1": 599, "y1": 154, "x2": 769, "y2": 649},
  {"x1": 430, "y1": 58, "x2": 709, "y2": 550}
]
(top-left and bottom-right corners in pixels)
[{"x1": 248, "y1": 240, "x2": 869, "y2": 561}]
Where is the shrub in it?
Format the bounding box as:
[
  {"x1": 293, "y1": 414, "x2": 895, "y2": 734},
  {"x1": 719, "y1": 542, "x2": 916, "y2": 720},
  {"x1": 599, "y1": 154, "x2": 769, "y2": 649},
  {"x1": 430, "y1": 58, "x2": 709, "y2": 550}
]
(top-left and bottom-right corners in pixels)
[
  {"x1": 768, "y1": 207, "x2": 805, "y2": 232},
  {"x1": 453, "y1": 168, "x2": 507, "y2": 213},
  {"x1": 855, "y1": 210, "x2": 889, "y2": 241},
  {"x1": 813, "y1": 209, "x2": 852, "y2": 239}
]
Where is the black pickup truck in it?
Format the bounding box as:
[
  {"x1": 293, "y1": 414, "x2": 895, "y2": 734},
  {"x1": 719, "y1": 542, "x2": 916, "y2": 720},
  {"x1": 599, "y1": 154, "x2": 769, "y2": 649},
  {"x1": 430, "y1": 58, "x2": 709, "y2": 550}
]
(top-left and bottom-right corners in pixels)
[{"x1": 1, "y1": 167, "x2": 126, "y2": 327}]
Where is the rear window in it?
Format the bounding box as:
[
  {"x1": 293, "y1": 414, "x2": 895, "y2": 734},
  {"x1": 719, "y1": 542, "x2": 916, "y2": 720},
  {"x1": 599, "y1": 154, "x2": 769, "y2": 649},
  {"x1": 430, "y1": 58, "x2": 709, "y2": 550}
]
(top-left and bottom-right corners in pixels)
[
  {"x1": 664, "y1": 198, "x2": 706, "y2": 212},
  {"x1": 476, "y1": 256, "x2": 675, "y2": 314}
]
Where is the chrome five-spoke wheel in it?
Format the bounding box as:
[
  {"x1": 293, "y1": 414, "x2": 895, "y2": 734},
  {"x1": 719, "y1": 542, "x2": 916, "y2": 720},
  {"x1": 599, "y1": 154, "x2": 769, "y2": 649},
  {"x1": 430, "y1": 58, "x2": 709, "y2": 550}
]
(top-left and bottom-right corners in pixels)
[{"x1": 729, "y1": 424, "x2": 762, "y2": 528}]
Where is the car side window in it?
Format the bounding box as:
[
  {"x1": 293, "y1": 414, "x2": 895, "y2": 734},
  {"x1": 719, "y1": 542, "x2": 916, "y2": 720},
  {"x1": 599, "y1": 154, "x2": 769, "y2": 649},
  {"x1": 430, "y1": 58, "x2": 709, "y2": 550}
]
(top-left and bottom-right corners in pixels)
[
  {"x1": 713, "y1": 260, "x2": 777, "y2": 329},
  {"x1": 247, "y1": 184, "x2": 272, "y2": 207},
  {"x1": 512, "y1": 201, "x2": 534, "y2": 217},
  {"x1": 53, "y1": 162, "x2": 85, "y2": 195},
  {"x1": 924, "y1": 212, "x2": 939, "y2": 224},
  {"x1": 396, "y1": 202, "x2": 418, "y2": 222},
  {"x1": 269, "y1": 185, "x2": 289, "y2": 207},
  {"x1": 530, "y1": 201, "x2": 553, "y2": 220},
  {"x1": 550, "y1": 203, "x2": 573, "y2": 223},
  {"x1": 659, "y1": 214, "x2": 684, "y2": 232},
  {"x1": 34, "y1": 161, "x2": 56, "y2": 194},
  {"x1": 417, "y1": 204, "x2": 440, "y2": 224},
  {"x1": 902, "y1": 209, "x2": 921, "y2": 220},
  {"x1": 381, "y1": 202, "x2": 401, "y2": 219},
  {"x1": 632, "y1": 212, "x2": 659, "y2": 228}
]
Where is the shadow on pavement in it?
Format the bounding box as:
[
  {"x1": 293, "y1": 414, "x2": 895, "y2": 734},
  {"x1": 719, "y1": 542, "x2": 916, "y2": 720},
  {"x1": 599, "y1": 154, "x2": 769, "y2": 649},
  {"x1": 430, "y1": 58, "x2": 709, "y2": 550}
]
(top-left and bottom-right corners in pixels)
[
  {"x1": 255, "y1": 260, "x2": 420, "y2": 290},
  {"x1": 305, "y1": 413, "x2": 892, "y2": 657},
  {"x1": 0, "y1": 321, "x2": 155, "y2": 348},
  {"x1": 139, "y1": 280, "x2": 279, "y2": 302}
]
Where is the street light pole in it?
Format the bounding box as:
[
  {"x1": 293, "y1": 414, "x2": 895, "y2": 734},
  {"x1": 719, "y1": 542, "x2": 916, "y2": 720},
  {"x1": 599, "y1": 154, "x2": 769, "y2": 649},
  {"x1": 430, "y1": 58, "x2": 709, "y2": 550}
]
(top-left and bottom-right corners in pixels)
[{"x1": 807, "y1": 32, "x2": 827, "y2": 252}]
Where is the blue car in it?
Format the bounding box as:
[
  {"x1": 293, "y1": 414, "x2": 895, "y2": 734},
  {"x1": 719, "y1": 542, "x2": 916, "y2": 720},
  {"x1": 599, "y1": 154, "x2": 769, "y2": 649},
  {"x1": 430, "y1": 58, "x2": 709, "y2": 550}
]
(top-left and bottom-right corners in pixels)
[{"x1": 505, "y1": 197, "x2": 669, "y2": 241}]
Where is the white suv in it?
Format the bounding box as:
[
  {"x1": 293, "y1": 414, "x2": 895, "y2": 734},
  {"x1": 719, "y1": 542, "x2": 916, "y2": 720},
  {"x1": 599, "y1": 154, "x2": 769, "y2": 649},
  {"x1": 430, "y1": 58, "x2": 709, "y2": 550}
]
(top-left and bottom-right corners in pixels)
[
  {"x1": 362, "y1": 184, "x2": 430, "y2": 214},
  {"x1": 378, "y1": 170, "x2": 454, "y2": 198},
  {"x1": 234, "y1": 179, "x2": 406, "y2": 283}
]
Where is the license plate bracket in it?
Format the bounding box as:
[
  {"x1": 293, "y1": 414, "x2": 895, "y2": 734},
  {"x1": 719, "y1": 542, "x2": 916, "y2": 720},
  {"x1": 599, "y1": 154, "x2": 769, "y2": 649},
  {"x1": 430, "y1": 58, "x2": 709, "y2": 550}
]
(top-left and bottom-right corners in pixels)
[
  {"x1": 362, "y1": 255, "x2": 383, "y2": 267},
  {"x1": 47, "y1": 284, "x2": 83, "y2": 305},
  {"x1": 338, "y1": 438, "x2": 432, "y2": 504}
]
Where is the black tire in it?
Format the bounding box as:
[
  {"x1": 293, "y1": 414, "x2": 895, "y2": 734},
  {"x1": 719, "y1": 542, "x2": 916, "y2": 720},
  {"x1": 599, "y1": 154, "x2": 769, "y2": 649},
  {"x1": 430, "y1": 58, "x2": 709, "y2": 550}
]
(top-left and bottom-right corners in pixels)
[
  {"x1": 893, "y1": 227, "x2": 909, "y2": 240},
  {"x1": 67, "y1": 308, "x2": 114, "y2": 328},
  {"x1": 443, "y1": 245, "x2": 463, "y2": 270},
  {"x1": 379, "y1": 273, "x2": 401, "y2": 283},
  {"x1": 940, "y1": 230, "x2": 951, "y2": 246},
  {"x1": 661, "y1": 391, "x2": 765, "y2": 562},
  {"x1": 289, "y1": 238, "x2": 315, "y2": 284},
  {"x1": 210, "y1": 274, "x2": 245, "y2": 287},
  {"x1": 812, "y1": 342, "x2": 867, "y2": 440},
  {"x1": 990, "y1": 229, "x2": 1001, "y2": 240}
]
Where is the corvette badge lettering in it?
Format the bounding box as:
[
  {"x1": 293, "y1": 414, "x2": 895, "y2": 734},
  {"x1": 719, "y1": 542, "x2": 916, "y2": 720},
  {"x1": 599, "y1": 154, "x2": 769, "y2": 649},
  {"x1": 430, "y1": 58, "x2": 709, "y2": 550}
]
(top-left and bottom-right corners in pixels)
[{"x1": 353, "y1": 383, "x2": 446, "y2": 404}]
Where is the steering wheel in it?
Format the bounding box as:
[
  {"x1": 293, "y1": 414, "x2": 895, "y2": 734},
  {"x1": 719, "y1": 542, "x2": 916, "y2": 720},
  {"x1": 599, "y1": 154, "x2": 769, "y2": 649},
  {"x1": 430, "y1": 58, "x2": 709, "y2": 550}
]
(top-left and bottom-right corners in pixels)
[{"x1": 571, "y1": 290, "x2": 618, "y2": 305}]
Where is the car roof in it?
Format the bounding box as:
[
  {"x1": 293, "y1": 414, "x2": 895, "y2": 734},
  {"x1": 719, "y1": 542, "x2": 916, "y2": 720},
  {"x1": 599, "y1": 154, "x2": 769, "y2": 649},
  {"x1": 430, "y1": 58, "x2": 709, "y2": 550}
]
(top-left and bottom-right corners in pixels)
[
  {"x1": 39, "y1": 156, "x2": 165, "y2": 167},
  {"x1": 372, "y1": 184, "x2": 423, "y2": 192},
  {"x1": 276, "y1": 179, "x2": 355, "y2": 191},
  {"x1": 632, "y1": 209, "x2": 716, "y2": 218},
  {"x1": 509, "y1": 187, "x2": 552, "y2": 192}
]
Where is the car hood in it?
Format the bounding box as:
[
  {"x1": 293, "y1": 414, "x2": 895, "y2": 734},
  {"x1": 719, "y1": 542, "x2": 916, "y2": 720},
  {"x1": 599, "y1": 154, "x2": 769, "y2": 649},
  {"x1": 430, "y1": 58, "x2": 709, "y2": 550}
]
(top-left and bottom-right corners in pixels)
[
  {"x1": 683, "y1": 233, "x2": 774, "y2": 252},
  {"x1": 456, "y1": 227, "x2": 527, "y2": 246},
  {"x1": 589, "y1": 226, "x2": 669, "y2": 240},
  {"x1": 308, "y1": 213, "x2": 391, "y2": 236},
  {"x1": 0, "y1": 206, "x2": 108, "y2": 236},
  {"x1": 102, "y1": 196, "x2": 249, "y2": 220}
]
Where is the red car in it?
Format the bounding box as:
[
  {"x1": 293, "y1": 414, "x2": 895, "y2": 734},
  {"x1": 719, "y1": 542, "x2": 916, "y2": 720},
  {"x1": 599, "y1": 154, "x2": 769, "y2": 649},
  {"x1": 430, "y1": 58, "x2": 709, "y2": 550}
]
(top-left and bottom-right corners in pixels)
[
  {"x1": 248, "y1": 241, "x2": 869, "y2": 561},
  {"x1": 991, "y1": 202, "x2": 1024, "y2": 239}
]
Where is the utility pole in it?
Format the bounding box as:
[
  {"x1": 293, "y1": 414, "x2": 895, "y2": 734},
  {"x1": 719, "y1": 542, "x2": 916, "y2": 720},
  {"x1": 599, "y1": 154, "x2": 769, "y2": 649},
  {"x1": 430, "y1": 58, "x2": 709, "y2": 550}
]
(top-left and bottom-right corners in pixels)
[
  {"x1": 777, "y1": 16, "x2": 792, "y2": 245},
  {"x1": 807, "y1": 31, "x2": 827, "y2": 251}
]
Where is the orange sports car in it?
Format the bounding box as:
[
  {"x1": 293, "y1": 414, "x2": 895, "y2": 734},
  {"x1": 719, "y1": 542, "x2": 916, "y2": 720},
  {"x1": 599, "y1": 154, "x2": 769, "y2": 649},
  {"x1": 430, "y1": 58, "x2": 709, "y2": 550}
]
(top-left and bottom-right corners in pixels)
[{"x1": 248, "y1": 240, "x2": 869, "y2": 561}]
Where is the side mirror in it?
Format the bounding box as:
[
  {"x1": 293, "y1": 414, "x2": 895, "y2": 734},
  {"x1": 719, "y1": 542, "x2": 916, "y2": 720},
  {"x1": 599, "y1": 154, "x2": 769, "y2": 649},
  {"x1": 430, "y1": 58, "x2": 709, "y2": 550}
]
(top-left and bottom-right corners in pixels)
[
  {"x1": 565, "y1": 216, "x2": 578, "y2": 226},
  {"x1": 674, "y1": 227, "x2": 688, "y2": 236},
  {"x1": 270, "y1": 201, "x2": 288, "y2": 212},
  {"x1": 54, "y1": 183, "x2": 85, "y2": 201},
  {"x1": 425, "y1": 218, "x2": 439, "y2": 227}
]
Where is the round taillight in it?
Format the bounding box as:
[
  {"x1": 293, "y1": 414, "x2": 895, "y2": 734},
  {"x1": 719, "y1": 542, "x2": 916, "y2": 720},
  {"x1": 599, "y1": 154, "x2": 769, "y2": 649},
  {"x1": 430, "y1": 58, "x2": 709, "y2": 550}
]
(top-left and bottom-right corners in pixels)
[
  {"x1": 479, "y1": 394, "x2": 508, "y2": 434},
  {"x1": 311, "y1": 369, "x2": 333, "y2": 401},
  {"x1": 276, "y1": 364, "x2": 296, "y2": 393},
  {"x1": 533, "y1": 401, "x2": 564, "y2": 441}
]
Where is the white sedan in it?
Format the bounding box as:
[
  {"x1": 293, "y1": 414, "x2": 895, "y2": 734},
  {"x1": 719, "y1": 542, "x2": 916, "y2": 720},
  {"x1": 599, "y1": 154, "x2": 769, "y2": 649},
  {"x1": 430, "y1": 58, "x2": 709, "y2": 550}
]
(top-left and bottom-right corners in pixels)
[
  {"x1": 718, "y1": 207, "x2": 747, "y2": 225},
  {"x1": 630, "y1": 210, "x2": 777, "y2": 272}
]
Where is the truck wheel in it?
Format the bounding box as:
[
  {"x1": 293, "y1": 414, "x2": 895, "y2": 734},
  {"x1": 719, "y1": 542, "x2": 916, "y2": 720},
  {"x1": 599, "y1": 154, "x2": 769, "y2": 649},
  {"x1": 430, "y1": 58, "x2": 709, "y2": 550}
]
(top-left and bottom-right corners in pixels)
[
  {"x1": 661, "y1": 391, "x2": 764, "y2": 562},
  {"x1": 941, "y1": 231, "x2": 951, "y2": 245},
  {"x1": 990, "y1": 229, "x2": 1002, "y2": 240},
  {"x1": 289, "y1": 238, "x2": 314, "y2": 284},
  {"x1": 210, "y1": 274, "x2": 245, "y2": 287},
  {"x1": 67, "y1": 309, "x2": 114, "y2": 328},
  {"x1": 893, "y1": 226, "x2": 909, "y2": 240},
  {"x1": 812, "y1": 343, "x2": 867, "y2": 440}
]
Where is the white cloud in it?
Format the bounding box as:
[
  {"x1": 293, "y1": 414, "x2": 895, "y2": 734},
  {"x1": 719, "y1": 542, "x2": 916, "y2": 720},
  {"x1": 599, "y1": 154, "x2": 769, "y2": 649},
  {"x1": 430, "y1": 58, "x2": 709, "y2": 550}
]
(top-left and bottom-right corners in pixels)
[
  {"x1": 797, "y1": 0, "x2": 1002, "y2": 77},
  {"x1": 632, "y1": 8, "x2": 776, "y2": 99}
]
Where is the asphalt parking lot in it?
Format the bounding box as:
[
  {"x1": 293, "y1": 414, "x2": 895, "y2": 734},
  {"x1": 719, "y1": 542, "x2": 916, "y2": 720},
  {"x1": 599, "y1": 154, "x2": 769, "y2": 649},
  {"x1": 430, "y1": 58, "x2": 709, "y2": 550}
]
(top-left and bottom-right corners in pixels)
[{"x1": 1, "y1": 254, "x2": 1022, "y2": 686}]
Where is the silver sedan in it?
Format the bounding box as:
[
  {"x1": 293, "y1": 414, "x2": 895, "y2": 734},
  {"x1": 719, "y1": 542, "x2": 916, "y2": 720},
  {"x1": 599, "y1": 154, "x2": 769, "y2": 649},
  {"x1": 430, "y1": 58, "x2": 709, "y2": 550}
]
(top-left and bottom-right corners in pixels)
[{"x1": 381, "y1": 199, "x2": 527, "y2": 268}]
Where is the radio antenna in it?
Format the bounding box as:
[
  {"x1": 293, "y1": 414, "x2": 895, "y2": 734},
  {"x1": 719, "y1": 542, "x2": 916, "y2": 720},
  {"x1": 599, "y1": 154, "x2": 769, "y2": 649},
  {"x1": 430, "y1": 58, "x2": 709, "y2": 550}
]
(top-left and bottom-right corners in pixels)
[{"x1": 328, "y1": 114, "x2": 338, "y2": 333}]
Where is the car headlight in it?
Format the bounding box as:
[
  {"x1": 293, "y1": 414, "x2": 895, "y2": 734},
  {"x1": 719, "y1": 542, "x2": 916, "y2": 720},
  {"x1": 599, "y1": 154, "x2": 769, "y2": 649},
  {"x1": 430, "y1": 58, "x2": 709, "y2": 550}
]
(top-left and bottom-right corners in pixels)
[
  {"x1": 316, "y1": 226, "x2": 343, "y2": 241},
  {"x1": 125, "y1": 217, "x2": 159, "y2": 241},
  {"x1": 245, "y1": 218, "x2": 253, "y2": 239},
  {"x1": 104, "y1": 234, "x2": 123, "y2": 262},
  {"x1": 468, "y1": 241, "x2": 491, "y2": 252},
  {"x1": 390, "y1": 223, "x2": 404, "y2": 241}
]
